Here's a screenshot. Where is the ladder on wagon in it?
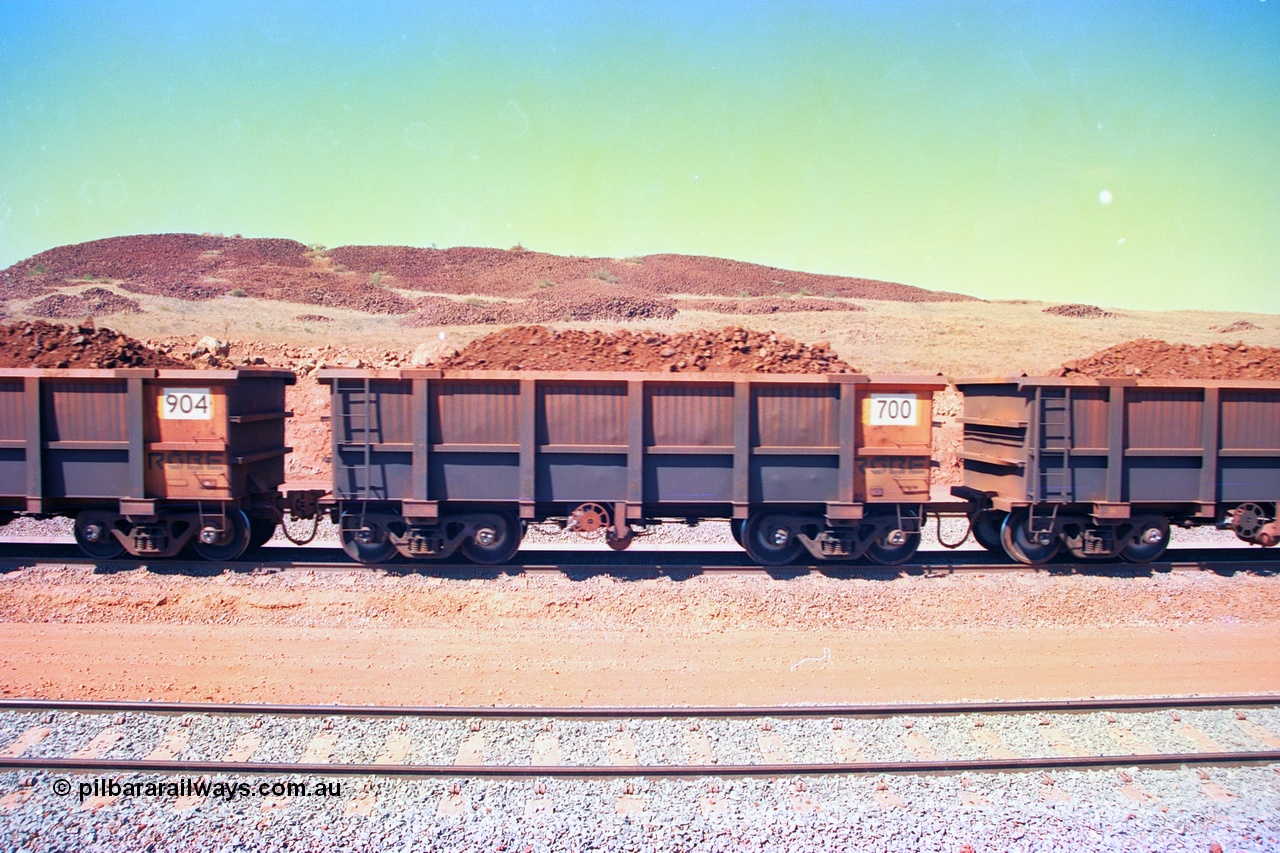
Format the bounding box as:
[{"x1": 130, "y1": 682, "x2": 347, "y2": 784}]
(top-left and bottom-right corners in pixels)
[
  {"x1": 336, "y1": 376, "x2": 386, "y2": 501},
  {"x1": 1031, "y1": 386, "x2": 1074, "y2": 505}
]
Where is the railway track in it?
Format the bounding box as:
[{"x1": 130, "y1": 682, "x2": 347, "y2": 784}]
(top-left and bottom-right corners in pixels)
[
  {"x1": 0, "y1": 542, "x2": 1276, "y2": 578},
  {"x1": 6, "y1": 697, "x2": 1278, "y2": 849},
  {"x1": 4, "y1": 696, "x2": 1279, "y2": 780}
]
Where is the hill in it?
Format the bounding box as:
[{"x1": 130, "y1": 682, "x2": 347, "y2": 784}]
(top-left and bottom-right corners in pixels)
[{"x1": 0, "y1": 234, "x2": 975, "y2": 321}]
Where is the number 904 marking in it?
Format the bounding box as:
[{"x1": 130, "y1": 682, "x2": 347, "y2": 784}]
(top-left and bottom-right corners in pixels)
[
  {"x1": 161, "y1": 388, "x2": 212, "y2": 420},
  {"x1": 868, "y1": 393, "x2": 918, "y2": 426}
]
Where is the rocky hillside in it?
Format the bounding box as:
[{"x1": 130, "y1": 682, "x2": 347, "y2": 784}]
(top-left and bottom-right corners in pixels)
[{"x1": 0, "y1": 234, "x2": 975, "y2": 322}]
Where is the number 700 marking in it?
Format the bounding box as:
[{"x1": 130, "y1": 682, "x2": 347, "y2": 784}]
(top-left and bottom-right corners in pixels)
[{"x1": 868, "y1": 394, "x2": 918, "y2": 426}]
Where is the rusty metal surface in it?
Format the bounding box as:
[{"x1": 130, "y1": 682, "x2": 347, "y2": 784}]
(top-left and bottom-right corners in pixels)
[
  {"x1": 320, "y1": 370, "x2": 943, "y2": 511},
  {"x1": 0, "y1": 368, "x2": 291, "y2": 507},
  {"x1": 958, "y1": 378, "x2": 1280, "y2": 508}
]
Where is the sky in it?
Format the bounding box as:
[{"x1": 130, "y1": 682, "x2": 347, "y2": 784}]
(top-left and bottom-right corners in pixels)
[{"x1": 0, "y1": 1, "x2": 1276, "y2": 310}]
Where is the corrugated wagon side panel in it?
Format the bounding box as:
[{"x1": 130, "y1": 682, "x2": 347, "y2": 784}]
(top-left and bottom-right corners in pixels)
[
  {"x1": 750, "y1": 384, "x2": 842, "y2": 503},
  {"x1": 0, "y1": 377, "x2": 27, "y2": 504},
  {"x1": 428, "y1": 379, "x2": 521, "y2": 502},
  {"x1": 40, "y1": 377, "x2": 134, "y2": 499},
  {"x1": 1218, "y1": 388, "x2": 1280, "y2": 502},
  {"x1": 643, "y1": 382, "x2": 735, "y2": 503},
  {"x1": 1122, "y1": 388, "x2": 1205, "y2": 502},
  {"x1": 536, "y1": 381, "x2": 629, "y2": 502}
]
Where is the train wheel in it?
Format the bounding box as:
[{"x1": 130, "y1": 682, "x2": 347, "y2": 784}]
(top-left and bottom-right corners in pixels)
[
  {"x1": 1120, "y1": 516, "x2": 1171, "y2": 563},
  {"x1": 73, "y1": 511, "x2": 125, "y2": 559},
  {"x1": 864, "y1": 510, "x2": 922, "y2": 566},
  {"x1": 730, "y1": 519, "x2": 745, "y2": 547},
  {"x1": 247, "y1": 517, "x2": 277, "y2": 551},
  {"x1": 1000, "y1": 512, "x2": 1060, "y2": 565},
  {"x1": 971, "y1": 511, "x2": 1006, "y2": 552},
  {"x1": 192, "y1": 508, "x2": 252, "y2": 561},
  {"x1": 460, "y1": 512, "x2": 522, "y2": 565},
  {"x1": 605, "y1": 528, "x2": 634, "y2": 551},
  {"x1": 742, "y1": 513, "x2": 802, "y2": 566},
  {"x1": 339, "y1": 511, "x2": 398, "y2": 564}
]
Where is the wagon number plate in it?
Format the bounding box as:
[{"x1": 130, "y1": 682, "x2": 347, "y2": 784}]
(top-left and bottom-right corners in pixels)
[
  {"x1": 869, "y1": 393, "x2": 918, "y2": 426},
  {"x1": 161, "y1": 388, "x2": 212, "y2": 420}
]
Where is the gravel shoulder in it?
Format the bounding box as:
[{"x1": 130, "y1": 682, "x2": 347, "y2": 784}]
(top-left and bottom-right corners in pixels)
[{"x1": 1, "y1": 567, "x2": 1278, "y2": 706}]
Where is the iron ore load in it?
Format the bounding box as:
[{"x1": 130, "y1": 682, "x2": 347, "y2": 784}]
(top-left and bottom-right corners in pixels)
[{"x1": 316, "y1": 368, "x2": 944, "y2": 566}]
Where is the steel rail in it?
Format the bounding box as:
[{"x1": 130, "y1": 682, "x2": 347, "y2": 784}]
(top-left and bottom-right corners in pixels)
[
  {"x1": 3, "y1": 695, "x2": 1277, "y2": 719},
  {"x1": 0, "y1": 555, "x2": 1275, "y2": 577},
  {"x1": 4, "y1": 751, "x2": 1279, "y2": 779}
]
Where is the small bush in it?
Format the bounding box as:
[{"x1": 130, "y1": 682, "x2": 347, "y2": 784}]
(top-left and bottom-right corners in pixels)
[
  {"x1": 592, "y1": 269, "x2": 619, "y2": 284},
  {"x1": 228, "y1": 288, "x2": 248, "y2": 298},
  {"x1": 369, "y1": 272, "x2": 384, "y2": 286},
  {"x1": 537, "y1": 279, "x2": 556, "y2": 289}
]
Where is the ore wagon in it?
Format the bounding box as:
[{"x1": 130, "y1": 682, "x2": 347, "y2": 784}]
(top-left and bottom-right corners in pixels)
[
  {"x1": 318, "y1": 369, "x2": 945, "y2": 565},
  {"x1": 954, "y1": 376, "x2": 1280, "y2": 563},
  {"x1": 0, "y1": 367, "x2": 294, "y2": 559}
]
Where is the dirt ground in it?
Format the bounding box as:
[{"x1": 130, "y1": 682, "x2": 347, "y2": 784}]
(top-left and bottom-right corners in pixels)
[{"x1": 0, "y1": 568, "x2": 1277, "y2": 705}]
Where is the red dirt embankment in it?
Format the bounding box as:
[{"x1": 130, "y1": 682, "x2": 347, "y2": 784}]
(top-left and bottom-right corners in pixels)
[
  {"x1": 1060, "y1": 339, "x2": 1280, "y2": 380},
  {"x1": 0, "y1": 320, "x2": 185, "y2": 369},
  {"x1": 432, "y1": 325, "x2": 857, "y2": 374}
]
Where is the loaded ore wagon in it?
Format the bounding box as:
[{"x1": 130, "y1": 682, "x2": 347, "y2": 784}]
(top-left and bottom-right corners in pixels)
[
  {"x1": 0, "y1": 367, "x2": 294, "y2": 559},
  {"x1": 955, "y1": 376, "x2": 1280, "y2": 563},
  {"x1": 318, "y1": 368, "x2": 945, "y2": 565}
]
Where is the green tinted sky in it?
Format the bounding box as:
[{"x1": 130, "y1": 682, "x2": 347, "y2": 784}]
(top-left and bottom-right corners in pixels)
[{"x1": 1, "y1": 2, "x2": 1276, "y2": 309}]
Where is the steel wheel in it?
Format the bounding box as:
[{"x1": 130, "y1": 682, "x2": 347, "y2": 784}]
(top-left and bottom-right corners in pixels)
[
  {"x1": 742, "y1": 513, "x2": 802, "y2": 566},
  {"x1": 605, "y1": 528, "x2": 634, "y2": 551},
  {"x1": 729, "y1": 519, "x2": 745, "y2": 546},
  {"x1": 248, "y1": 517, "x2": 277, "y2": 551},
  {"x1": 971, "y1": 511, "x2": 1006, "y2": 552},
  {"x1": 1120, "y1": 516, "x2": 1171, "y2": 563},
  {"x1": 339, "y1": 511, "x2": 398, "y2": 564},
  {"x1": 192, "y1": 507, "x2": 252, "y2": 561},
  {"x1": 73, "y1": 511, "x2": 125, "y2": 559},
  {"x1": 864, "y1": 510, "x2": 922, "y2": 566},
  {"x1": 460, "y1": 511, "x2": 522, "y2": 565},
  {"x1": 1000, "y1": 511, "x2": 1061, "y2": 565}
]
